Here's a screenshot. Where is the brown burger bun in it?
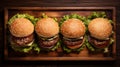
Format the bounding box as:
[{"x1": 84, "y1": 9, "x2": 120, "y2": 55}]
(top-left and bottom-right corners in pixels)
[
  {"x1": 60, "y1": 18, "x2": 86, "y2": 38},
  {"x1": 35, "y1": 18, "x2": 59, "y2": 38},
  {"x1": 88, "y1": 18, "x2": 112, "y2": 40},
  {"x1": 9, "y1": 18, "x2": 34, "y2": 37}
]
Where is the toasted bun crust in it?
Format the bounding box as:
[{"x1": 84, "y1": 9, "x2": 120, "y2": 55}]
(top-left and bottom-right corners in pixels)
[
  {"x1": 9, "y1": 18, "x2": 34, "y2": 37},
  {"x1": 60, "y1": 18, "x2": 86, "y2": 38},
  {"x1": 88, "y1": 18, "x2": 112, "y2": 40},
  {"x1": 35, "y1": 18, "x2": 59, "y2": 38}
]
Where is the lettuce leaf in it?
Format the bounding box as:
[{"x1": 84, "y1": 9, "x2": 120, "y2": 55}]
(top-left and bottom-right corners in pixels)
[
  {"x1": 86, "y1": 12, "x2": 113, "y2": 26},
  {"x1": 62, "y1": 43, "x2": 85, "y2": 53},
  {"x1": 42, "y1": 13, "x2": 58, "y2": 22},
  {"x1": 62, "y1": 45, "x2": 71, "y2": 53},
  {"x1": 51, "y1": 41, "x2": 61, "y2": 51},
  {"x1": 8, "y1": 13, "x2": 39, "y2": 25},
  {"x1": 41, "y1": 13, "x2": 48, "y2": 18},
  {"x1": 103, "y1": 37, "x2": 114, "y2": 53},
  {"x1": 59, "y1": 14, "x2": 87, "y2": 26},
  {"x1": 11, "y1": 44, "x2": 33, "y2": 53},
  {"x1": 87, "y1": 12, "x2": 106, "y2": 20},
  {"x1": 85, "y1": 12, "x2": 106, "y2": 26},
  {"x1": 11, "y1": 42, "x2": 40, "y2": 53},
  {"x1": 109, "y1": 37, "x2": 114, "y2": 45},
  {"x1": 85, "y1": 35, "x2": 95, "y2": 51},
  {"x1": 32, "y1": 43, "x2": 40, "y2": 53}
]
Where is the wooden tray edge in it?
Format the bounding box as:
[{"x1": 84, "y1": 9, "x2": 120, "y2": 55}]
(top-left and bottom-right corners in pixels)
[{"x1": 4, "y1": 7, "x2": 116, "y2": 61}]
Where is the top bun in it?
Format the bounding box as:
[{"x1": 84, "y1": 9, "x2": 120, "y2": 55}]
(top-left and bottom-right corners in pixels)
[
  {"x1": 60, "y1": 18, "x2": 86, "y2": 38},
  {"x1": 35, "y1": 18, "x2": 59, "y2": 38},
  {"x1": 88, "y1": 18, "x2": 112, "y2": 40},
  {"x1": 9, "y1": 18, "x2": 34, "y2": 37}
]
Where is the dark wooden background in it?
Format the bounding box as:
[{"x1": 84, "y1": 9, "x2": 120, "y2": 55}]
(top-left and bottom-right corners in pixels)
[{"x1": 0, "y1": 0, "x2": 120, "y2": 67}]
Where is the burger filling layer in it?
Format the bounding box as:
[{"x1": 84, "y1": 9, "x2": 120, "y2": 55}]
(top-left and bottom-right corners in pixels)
[
  {"x1": 88, "y1": 35, "x2": 110, "y2": 48},
  {"x1": 11, "y1": 34, "x2": 34, "y2": 47},
  {"x1": 38, "y1": 35, "x2": 59, "y2": 49},
  {"x1": 63, "y1": 36, "x2": 84, "y2": 49}
]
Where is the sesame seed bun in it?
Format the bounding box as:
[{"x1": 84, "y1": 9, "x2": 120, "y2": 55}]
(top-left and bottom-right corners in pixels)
[
  {"x1": 60, "y1": 18, "x2": 86, "y2": 38},
  {"x1": 9, "y1": 18, "x2": 34, "y2": 37},
  {"x1": 88, "y1": 18, "x2": 112, "y2": 40},
  {"x1": 35, "y1": 18, "x2": 59, "y2": 38}
]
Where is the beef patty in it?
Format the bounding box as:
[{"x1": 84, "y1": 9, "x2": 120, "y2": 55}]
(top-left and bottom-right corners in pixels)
[
  {"x1": 88, "y1": 35, "x2": 110, "y2": 48},
  {"x1": 11, "y1": 34, "x2": 34, "y2": 47}
]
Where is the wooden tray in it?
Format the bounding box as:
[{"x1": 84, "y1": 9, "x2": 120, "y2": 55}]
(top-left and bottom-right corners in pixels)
[{"x1": 4, "y1": 7, "x2": 116, "y2": 61}]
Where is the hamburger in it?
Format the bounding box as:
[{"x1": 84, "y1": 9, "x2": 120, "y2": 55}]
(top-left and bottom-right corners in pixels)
[
  {"x1": 35, "y1": 17, "x2": 60, "y2": 51},
  {"x1": 60, "y1": 16, "x2": 86, "y2": 53},
  {"x1": 8, "y1": 14, "x2": 35, "y2": 53},
  {"x1": 88, "y1": 18, "x2": 114, "y2": 49}
]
